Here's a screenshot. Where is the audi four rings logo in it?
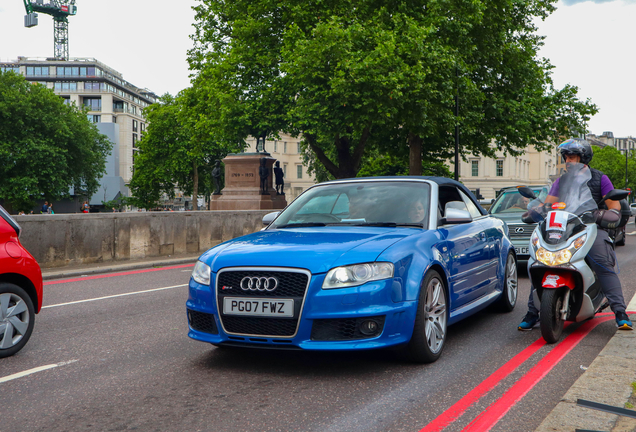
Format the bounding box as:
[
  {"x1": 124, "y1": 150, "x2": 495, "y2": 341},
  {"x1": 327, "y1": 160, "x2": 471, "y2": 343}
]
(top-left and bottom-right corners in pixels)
[
  {"x1": 240, "y1": 276, "x2": 279, "y2": 291},
  {"x1": 515, "y1": 227, "x2": 525, "y2": 233}
]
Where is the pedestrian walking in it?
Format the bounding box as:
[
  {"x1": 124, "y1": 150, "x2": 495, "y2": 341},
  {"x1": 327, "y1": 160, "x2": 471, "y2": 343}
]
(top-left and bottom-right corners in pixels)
[
  {"x1": 41, "y1": 201, "x2": 49, "y2": 214},
  {"x1": 82, "y1": 201, "x2": 90, "y2": 213},
  {"x1": 47, "y1": 203, "x2": 54, "y2": 214}
]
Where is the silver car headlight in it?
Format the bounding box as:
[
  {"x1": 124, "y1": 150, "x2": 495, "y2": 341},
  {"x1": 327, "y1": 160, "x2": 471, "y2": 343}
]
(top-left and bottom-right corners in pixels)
[
  {"x1": 322, "y1": 262, "x2": 394, "y2": 289},
  {"x1": 191, "y1": 261, "x2": 211, "y2": 285}
]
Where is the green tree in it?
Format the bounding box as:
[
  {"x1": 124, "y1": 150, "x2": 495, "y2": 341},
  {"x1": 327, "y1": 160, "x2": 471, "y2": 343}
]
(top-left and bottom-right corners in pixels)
[
  {"x1": 590, "y1": 145, "x2": 636, "y2": 193},
  {"x1": 128, "y1": 91, "x2": 239, "y2": 210},
  {"x1": 189, "y1": 0, "x2": 597, "y2": 180},
  {"x1": 0, "y1": 71, "x2": 111, "y2": 212}
]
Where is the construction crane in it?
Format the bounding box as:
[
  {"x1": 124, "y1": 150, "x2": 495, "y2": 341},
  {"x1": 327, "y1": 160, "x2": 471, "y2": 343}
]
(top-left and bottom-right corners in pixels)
[{"x1": 23, "y1": 0, "x2": 77, "y2": 61}]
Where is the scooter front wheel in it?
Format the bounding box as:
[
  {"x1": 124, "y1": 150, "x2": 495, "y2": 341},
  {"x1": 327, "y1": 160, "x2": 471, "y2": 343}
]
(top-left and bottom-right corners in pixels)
[{"x1": 540, "y1": 288, "x2": 565, "y2": 344}]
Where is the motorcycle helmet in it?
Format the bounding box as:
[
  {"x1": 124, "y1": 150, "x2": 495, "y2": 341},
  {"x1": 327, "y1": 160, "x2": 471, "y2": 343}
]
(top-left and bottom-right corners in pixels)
[{"x1": 558, "y1": 138, "x2": 593, "y2": 165}]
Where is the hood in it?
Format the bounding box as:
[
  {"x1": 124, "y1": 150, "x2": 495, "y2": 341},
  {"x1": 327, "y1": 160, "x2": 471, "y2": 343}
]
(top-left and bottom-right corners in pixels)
[
  {"x1": 201, "y1": 227, "x2": 418, "y2": 274},
  {"x1": 489, "y1": 212, "x2": 526, "y2": 225}
]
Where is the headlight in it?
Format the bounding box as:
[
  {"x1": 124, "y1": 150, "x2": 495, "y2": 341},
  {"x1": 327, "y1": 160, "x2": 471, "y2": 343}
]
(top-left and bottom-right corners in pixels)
[
  {"x1": 191, "y1": 261, "x2": 211, "y2": 285},
  {"x1": 322, "y1": 262, "x2": 394, "y2": 289},
  {"x1": 535, "y1": 234, "x2": 587, "y2": 266}
]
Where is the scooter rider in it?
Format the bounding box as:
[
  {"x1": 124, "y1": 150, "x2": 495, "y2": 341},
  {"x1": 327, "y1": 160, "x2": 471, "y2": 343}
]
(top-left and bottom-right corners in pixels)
[{"x1": 518, "y1": 138, "x2": 633, "y2": 331}]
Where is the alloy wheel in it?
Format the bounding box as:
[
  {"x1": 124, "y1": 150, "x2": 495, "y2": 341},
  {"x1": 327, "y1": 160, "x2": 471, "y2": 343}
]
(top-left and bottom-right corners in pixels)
[
  {"x1": 0, "y1": 293, "x2": 30, "y2": 350},
  {"x1": 424, "y1": 278, "x2": 447, "y2": 354}
]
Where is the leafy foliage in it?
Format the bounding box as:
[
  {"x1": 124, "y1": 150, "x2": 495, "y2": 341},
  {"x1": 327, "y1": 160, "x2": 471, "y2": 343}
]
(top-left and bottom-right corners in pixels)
[
  {"x1": 128, "y1": 91, "x2": 240, "y2": 210},
  {"x1": 590, "y1": 145, "x2": 636, "y2": 193},
  {"x1": 0, "y1": 71, "x2": 111, "y2": 212},
  {"x1": 188, "y1": 0, "x2": 598, "y2": 179}
]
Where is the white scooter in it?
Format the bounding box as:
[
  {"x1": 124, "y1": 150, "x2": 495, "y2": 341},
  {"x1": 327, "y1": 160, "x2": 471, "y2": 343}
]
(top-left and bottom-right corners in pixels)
[{"x1": 518, "y1": 165, "x2": 629, "y2": 343}]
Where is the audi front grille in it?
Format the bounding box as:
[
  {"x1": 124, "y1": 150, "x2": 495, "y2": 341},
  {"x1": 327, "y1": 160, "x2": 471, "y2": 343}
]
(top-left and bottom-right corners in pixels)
[{"x1": 216, "y1": 268, "x2": 311, "y2": 338}]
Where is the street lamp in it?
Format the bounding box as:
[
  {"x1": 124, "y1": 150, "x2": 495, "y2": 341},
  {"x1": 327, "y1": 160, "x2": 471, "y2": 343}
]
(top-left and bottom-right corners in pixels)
[{"x1": 620, "y1": 148, "x2": 629, "y2": 190}]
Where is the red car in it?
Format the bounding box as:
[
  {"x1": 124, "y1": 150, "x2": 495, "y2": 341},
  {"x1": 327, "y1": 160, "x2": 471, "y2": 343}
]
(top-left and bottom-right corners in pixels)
[{"x1": 0, "y1": 205, "x2": 42, "y2": 358}]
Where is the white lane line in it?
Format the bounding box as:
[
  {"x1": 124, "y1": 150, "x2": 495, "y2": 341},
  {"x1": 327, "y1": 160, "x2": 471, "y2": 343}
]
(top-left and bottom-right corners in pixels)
[
  {"x1": 43, "y1": 284, "x2": 188, "y2": 309},
  {"x1": 0, "y1": 359, "x2": 78, "y2": 384}
]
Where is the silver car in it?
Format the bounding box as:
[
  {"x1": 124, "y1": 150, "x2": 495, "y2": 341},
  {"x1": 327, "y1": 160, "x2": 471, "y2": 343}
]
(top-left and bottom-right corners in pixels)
[{"x1": 489, "y1": 186, "x2": 550, "y2": 259}]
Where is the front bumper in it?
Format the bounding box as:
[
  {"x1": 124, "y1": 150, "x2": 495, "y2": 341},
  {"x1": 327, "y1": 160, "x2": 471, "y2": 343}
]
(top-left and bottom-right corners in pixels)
[{"x1": 186, "y1": 275, "x2": 417, "y2": 351}]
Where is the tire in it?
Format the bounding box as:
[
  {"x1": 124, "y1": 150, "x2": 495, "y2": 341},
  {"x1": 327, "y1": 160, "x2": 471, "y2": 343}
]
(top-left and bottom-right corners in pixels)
[
  {"x1": 496, "y1": 252, "x2": 518, "y2": 312},
  {"x1": 539, "y1": 288, "x2": 565, "y2": 344},
  {"x1": 616, "y1": 228, "x2": 626, "y2": 246},
  {"x1": 402, "y1": 270, "x2": 447, "y2": 363},
  {"x1": 0, "y1": 283, "x2": 36, "y2": 358}
]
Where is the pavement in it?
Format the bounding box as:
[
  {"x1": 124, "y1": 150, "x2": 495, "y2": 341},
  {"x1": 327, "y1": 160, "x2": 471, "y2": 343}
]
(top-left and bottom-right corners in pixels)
[
  {"x1": 40, "y1": 253, "x2": 201, "y2": 280},
  {"x1": 40, "y1": 251, "x2": 636, "y2": 431}
]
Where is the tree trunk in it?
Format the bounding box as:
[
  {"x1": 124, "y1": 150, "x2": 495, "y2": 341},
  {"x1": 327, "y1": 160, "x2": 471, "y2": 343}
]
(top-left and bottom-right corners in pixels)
[
  {"x1": 304, "y1": 125, "x2": 371, "y2": 179},
  {"x1": 192, "y1": 160, "x2": 198, "y2": 211},
  {"x1": 409, "y1": 133, "x2": 423, "y2": 175}
]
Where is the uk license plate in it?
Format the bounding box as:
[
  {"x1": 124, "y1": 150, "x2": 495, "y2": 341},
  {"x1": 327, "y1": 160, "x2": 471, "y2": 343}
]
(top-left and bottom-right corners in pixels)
[
  {"x1": 223, "y1": 297, "x2": 294, "y2": 317},
  {"x1": 515, "y1": 247, "x2": 529, "y2": 255}
]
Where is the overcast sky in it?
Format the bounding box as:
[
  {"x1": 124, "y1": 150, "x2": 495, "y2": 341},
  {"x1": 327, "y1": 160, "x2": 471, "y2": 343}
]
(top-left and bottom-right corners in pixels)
[{"x1": 0, "y1": 0, "x2": 634, "y2": 137}]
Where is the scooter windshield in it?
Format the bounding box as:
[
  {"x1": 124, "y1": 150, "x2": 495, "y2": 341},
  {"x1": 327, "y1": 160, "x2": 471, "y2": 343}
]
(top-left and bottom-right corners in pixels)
[
  {"x1": 552, "y1": 163, "x2": 597, "y2": 216},
  {"x1": 537, "y1": 162, "x2": 597, "y2": 246}
]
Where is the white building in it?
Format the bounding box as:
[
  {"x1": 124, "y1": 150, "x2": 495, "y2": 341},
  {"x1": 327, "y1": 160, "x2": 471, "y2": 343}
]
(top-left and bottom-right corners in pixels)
[{"x1": 450, "y1": 144, "x2": 559, "y2": 200}]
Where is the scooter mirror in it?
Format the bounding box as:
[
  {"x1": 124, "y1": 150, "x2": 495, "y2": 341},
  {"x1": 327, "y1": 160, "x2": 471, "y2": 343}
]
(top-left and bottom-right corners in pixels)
[
  {"x1": 601, "y1": 189, "x2": 630, "y2": 203},
  {"x1": 517, "y1": 187, "x2": 537, "y2": 200}
]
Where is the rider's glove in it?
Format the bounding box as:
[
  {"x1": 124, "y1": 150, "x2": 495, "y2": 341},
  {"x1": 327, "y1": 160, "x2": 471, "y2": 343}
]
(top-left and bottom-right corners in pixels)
[
  {"x1": 595, "y1": 209, "x2": 621, "y2": 229},
  {"x1": 522, "y1": 202, "x2": 552, "y2": 224}
]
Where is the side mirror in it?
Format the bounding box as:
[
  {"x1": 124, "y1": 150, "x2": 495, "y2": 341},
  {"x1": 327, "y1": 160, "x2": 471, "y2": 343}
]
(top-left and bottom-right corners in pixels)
[
  {"x1": 601, "y1": 189, "x2": 630, "y2": 203},
  {"x1": 262, "y1": 211, "x2": 280, "y2": 226},
  {"x1": 518, "y1": 187, "x2": 537, "y2": 200},
  {"x1": 440, "y1": 208, "x2": 472, "y2": 225}
]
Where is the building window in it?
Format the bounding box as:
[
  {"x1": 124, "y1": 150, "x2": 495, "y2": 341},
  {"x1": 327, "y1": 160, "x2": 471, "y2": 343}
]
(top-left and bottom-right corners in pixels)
[
  {"x1": 471, "y1": 160, "x2": 479, "y2": 177},
  {"x1": 274, "y1": 141, "x2": 278, "y2": 152},
  {"x1": 83, "y1": 97, "x2": 101, "y2": 111},
  {"x1": 55, "y1": 82, "x2": 78, "y2": 91},
  {"x1": 297, "y1": 165, "x2": 303, "y2": 179},
  {"x1": 61, "y1": 97, "x2": 72, "y2": 105},
  {"x1": 26, "y1": 66, "x2": 49, "y2": 76},
  {"x1": 140, "y1": 123, "x2": 145, "y2": 133},
  {"x1": 283, "y1": 164, "x2": 287, "y2": 177},
  {"x1": 87, "y1": 115, "x2": 100, "y2": 123},
  {"x1": 0, "y1": 65, "x2": 20, "y2": 74},
  {"x1": 132, "y1": 133, "x2": 138, "y2": 148},
  {"x1": 297, "y1": 143, "x2": 301, "y2": 153},
  {"x1": 496, "y1": 160, "x2": 503, "y2": 177},
  {"x1": 284, "y1": 142, "x2": 287, "y2": 153},
  {"x1": 132, "y1": 120, "x2": 138, "y2": 132},
  {"x1": 84, "y1": 82, "x2": 104, "y2": 90},
  {"x1": 112, "y1": 116, "x2": 117, "y2": 123}
]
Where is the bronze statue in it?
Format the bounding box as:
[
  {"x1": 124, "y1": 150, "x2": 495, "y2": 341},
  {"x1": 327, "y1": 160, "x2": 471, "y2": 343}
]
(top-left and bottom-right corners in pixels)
[
  {"x1": 212, "y1": 160, "x2": 222, "y2": 195},
  {"x1": 274, "y1": 161, "x2": 285, "y2": 195},
  {"x1": 259, "y1": 158, "x2": 269, "y2": 195}
]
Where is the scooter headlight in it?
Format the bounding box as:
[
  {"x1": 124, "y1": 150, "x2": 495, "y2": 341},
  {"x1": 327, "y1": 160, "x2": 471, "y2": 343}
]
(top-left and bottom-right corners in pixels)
[{"x1": 535, "y1": 234, "x2": 587, "y2": 266}]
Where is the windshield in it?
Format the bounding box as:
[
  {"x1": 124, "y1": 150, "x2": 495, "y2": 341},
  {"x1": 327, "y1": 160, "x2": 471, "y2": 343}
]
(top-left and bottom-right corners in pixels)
[
  {"x1": 491, "y1": 188, "x2": 548, "y2": 214},
  {"x1": 271, "y1": 181, "x2": 431, "y2": 229},
  {"x1": 550, "y1": 163, "x2": 597, "y2": 215}
]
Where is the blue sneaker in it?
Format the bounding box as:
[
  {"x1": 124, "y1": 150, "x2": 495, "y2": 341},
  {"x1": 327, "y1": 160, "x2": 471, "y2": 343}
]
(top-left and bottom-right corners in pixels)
[
  {"x1": 518, "y1": 312, "x2": 539, "y2": 331},
  {"x1": 616, "y1": 311, "x2": 633, "y2": 330}
]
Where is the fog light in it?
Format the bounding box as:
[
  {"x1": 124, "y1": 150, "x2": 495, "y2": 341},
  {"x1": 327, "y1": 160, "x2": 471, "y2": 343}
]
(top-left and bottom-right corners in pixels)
[{"x1": 360, "y1": 320, "x2": 379, "y2": 336}]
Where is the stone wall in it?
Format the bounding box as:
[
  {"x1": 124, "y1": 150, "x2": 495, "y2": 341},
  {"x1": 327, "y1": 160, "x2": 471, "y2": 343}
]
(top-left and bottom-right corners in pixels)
[{"x1": 14, "y1": 210, "x2": 272, "y2": 268}]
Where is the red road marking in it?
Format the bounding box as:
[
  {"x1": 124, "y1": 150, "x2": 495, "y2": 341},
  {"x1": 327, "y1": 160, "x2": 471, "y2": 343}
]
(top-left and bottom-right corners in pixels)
[
  {"x1": 419, "y1": 338, "x2": 546, "y2": 432},
  {"x1": 421, "y1": 312, "x2": 620, "y2": 432},
  {"x1": 43, "y1": 263, "x2": 195, "y2": 286},
  {"x1": 462, "y1": 315, "x2": 615, "y2": 432}
]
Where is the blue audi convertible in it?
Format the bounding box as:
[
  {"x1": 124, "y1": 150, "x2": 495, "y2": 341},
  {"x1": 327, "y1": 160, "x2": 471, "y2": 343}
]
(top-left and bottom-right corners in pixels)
[{"x1": 187, "y1": 177, "x2": 517, "y2": 363}]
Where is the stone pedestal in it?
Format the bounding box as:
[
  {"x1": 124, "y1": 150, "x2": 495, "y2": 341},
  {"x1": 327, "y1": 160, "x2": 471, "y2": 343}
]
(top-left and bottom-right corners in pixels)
[{"x1": 210, "y1": 153, "x2": 287, "y2": 210}]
